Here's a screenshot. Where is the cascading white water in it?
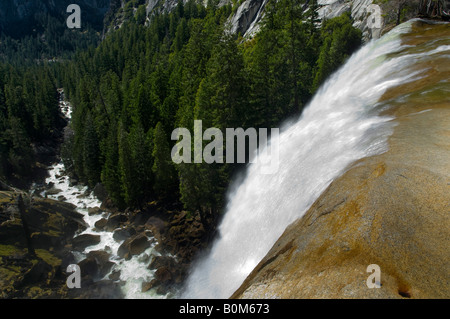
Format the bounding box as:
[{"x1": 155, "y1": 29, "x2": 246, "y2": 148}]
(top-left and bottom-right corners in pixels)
[
  {"x1": 182, "y1": 20, "x2": 437, "y2": 299},
  {"x1": 42, "y1": 162, "x2": 166, "y2": 299},
  {"x1": 36, "y1": 92, "x2": 168, "y2": 299}
]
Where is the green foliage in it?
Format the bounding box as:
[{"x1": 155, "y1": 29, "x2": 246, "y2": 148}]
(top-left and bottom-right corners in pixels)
[
  {"x1": 135, "y1": 5, "x2": 148, "y2": 25},
  {"x1": 118, "y1": 123, "x2": 137, "y2": 206},
  {"x1": 101, "y1": 120, "x2": 123, "y2": 207},
  {"x1": 0, "y1": 13, "x2": 101, "y2": 66},
  {"x1": 82, "y1": 112, "x2": 101, "y2": 187},
  {"x1": 0, "y1": 63, "x2": 60, "y2": 181},
  {"x1": 312, "y1": 13, "x2": 362, "y2": 92},
  {"x1": 60, "y1": 0, "x2": 363, "y2": 217},
  {"x1": 152, "y1": 122, "x2": 177, "y2": 199}
]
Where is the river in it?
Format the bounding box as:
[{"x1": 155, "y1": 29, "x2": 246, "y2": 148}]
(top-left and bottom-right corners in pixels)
[{"x1": 33, "y1": 91, "x2": 169, "y2": 299}]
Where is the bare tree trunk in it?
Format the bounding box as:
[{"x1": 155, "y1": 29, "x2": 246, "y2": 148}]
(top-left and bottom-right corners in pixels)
[
  {"x1": 17, "y1": 194, "x2": 35, "y2": 257},
  {"x1": 397, "y1": 0, "x2": 406, "y2": 25},
  {"x1": 0, "y1": 179, "x2": 12, "y2": 191},
  {"x1": 419, "y1": 0, "x2": 445, "y2": 17}
]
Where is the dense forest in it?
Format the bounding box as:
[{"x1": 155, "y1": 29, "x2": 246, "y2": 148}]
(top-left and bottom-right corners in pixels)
[
  {"x1": 57, "y1": 0, "x2": 362, "y2": 221},
  {"x1": 0, "y1": 63, "x2": 60, "y2": 182},
  {"x1": 0, "y1": 3, "x2": 105, "y2": 185},
  {"x1": 0, "y1": 14, "x2": 100, "y2": 66},
  {"x1": 0, "y1": 0, "x2": 363, "y2": 221},
  {"x1": 1, "y1": 0, "x2": 448, "y2": 301}
]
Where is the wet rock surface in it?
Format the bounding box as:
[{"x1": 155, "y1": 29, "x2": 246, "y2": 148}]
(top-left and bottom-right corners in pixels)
[
  {"x1": 0, "y1": 189, "x2": 124, "y2": 299},
  {"x1": 72, "y1": 234, "x2": 101, "y2": 251},
  {"x1": 232, "y1": 55, "x2": 450, "y2": 299},
  {"x1": 107, "y1": 203, "x2": 215, "y2": 295},
  {"x1": 0, "y1": 191, "x2": 86, "y2": 298}
]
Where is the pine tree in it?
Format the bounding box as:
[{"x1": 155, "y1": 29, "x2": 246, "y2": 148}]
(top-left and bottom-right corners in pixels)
[
  {"x1": 312, "y1": 13, "x2": 362, "y2": 92},
  {"x1": 130, "y1": 121, "x2": 154, "y2": 202},
  {"x1": 101, "y1": 121, "x2": 124, "y2": 207},
  {"x1": 6, "y1": 117, "x2": 34, "y2": 177},
  {"x1": 118, "y1": 122, "x2": 137, "y2": 206},
  {"x1": 152, "y1": 122, "x2": 177, "y2": 199},
  {"x1": 82, "y1": 112, "x2": 101, "y2": 187},
  {"x1": 307, "y1": 0, "x2": 321, "y2": 36},
  {"x1": 99, "y1": 71, "x2": 122, "y2": 121},
  {"x1": 52, "y1": 0, "x2": 364, "y2": 217},
  {"x1": 195, "y1": 32, "x2": 248, "y2": 129}
]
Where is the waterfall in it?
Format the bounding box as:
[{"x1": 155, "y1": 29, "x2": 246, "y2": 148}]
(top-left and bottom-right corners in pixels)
[{"x1": 181, "y1": 19, "x2": 447, "y2": 299}]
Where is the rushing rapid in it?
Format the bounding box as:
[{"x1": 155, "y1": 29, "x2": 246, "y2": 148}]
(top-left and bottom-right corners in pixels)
[
  {"x1": 36, "y1": 94, "x2": 167, "y2": 299},
  {"x1": 182, "y1": 20, "x2": 449, "y2": 299}
]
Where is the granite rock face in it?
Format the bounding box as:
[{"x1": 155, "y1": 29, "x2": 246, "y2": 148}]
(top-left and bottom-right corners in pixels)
[
  {"x1": 232, "y1": 21, "x2": 450, "y2": 299},
  {"x1": 229, "y1": 0, "x2": 268, "y2": 37},
  {"x1": 232, "y1": 106, "x2": 450, "y2": 298},
  {"x1": 229, "y1": 0, "x2": 384, "y2": 41}
]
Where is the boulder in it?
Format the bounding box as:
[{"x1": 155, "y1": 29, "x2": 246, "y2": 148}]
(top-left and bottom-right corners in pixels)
[
  {"x1": 113, "y1": 227, "x2": 136, "y2": 242},
  {"x1": 94, "y1": 218, "x2": 108, "y2": 230},
  {"x1": 151, "y1": 266, "x2": 178, "y2": 295},
  {"x1": 93, "y1": 183, "x2": 108, "y2": 201},
  {"x1": 108, "y1": 269, "x2": 121, "y2": 281},
  {"x1": 127, "y1": 234, "x2": 151, "y2": 256},
  {"x1": 154, "y1": 266, "x2": 172, "y2": 284},
  {"x1": 165, "y1": 212, "x2": 206, "y2": 261},
  {"x1": 148, "y1": 255, "x2": 176, "y2": 270},
  {"x1": 141, "y1": 280, "x2": 156, "y2": 293},
  {"x1": 141, "y1": 267, "x2": 174, "y2": 295},
  {"x1": 147, "y1": 254, "x2": 187, "y2": 288},
  {"x1": 45, "y1": 187, "x2": 62, "y2": 195},
  {"x1": 117, "y1": 234, "x2": 151, "y2": 260},
  {"x1": 72, "y1": 234, "x2": 101, "y2": 251},
  {"x1": 86, "y1": 250, "x2": 115, "y2": 278},
  {"x1": 88, "y1": 206, "x2": 102, "y2": 216},
  {"x1": 78, "y1": 255, "x2": 99, "y2": 279},
  {"x1": 78, "y1": 251, "x2": 115, "y2": 282},
  {"x1": 105, "y1": 213, "x2": 128, "y2": 231},
  {"x1": 129, "y1": 210, "x2": 148, "y2": 226},
  {"x1": 145, "y1": 216, "x2": 166, "y2": 241}
]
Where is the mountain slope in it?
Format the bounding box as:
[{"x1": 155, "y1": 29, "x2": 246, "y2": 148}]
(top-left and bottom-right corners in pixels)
[{"x1": 0, "y1": 0, "x2": 110, "y2": 37}]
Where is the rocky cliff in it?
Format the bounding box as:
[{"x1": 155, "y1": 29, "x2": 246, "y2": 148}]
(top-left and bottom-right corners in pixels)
[
  {"x1": 0, "y1": 188, "x2": 126, "y2": 298},
  {"x1": 108, "y1": 0, "x2": 385, "y2": 41},
  {"x1": 231, "y1": 20, "x2": 450, "y2": 299},
  {"x1": 229, "y1": 0, "x2": 449, "y2": 42},
  {"x1": 106, "y1": 0, "x2": 436, "y2": 42},
  {"x1": 229, "y1": 0, "x2": 385, "y2": 41}
]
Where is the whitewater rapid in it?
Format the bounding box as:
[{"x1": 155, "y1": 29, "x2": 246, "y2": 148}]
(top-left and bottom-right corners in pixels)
[
  {"x1": 36, "y1": 94, "x2": 167, "y2": 299},
  {"x1": 182, "y1": 20, "x2": 442, "y2": 299}
]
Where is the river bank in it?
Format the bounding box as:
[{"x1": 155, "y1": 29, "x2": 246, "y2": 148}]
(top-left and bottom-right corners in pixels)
[{"x1": 0, "y1": 91, "x2": 212, "y2": 298}]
